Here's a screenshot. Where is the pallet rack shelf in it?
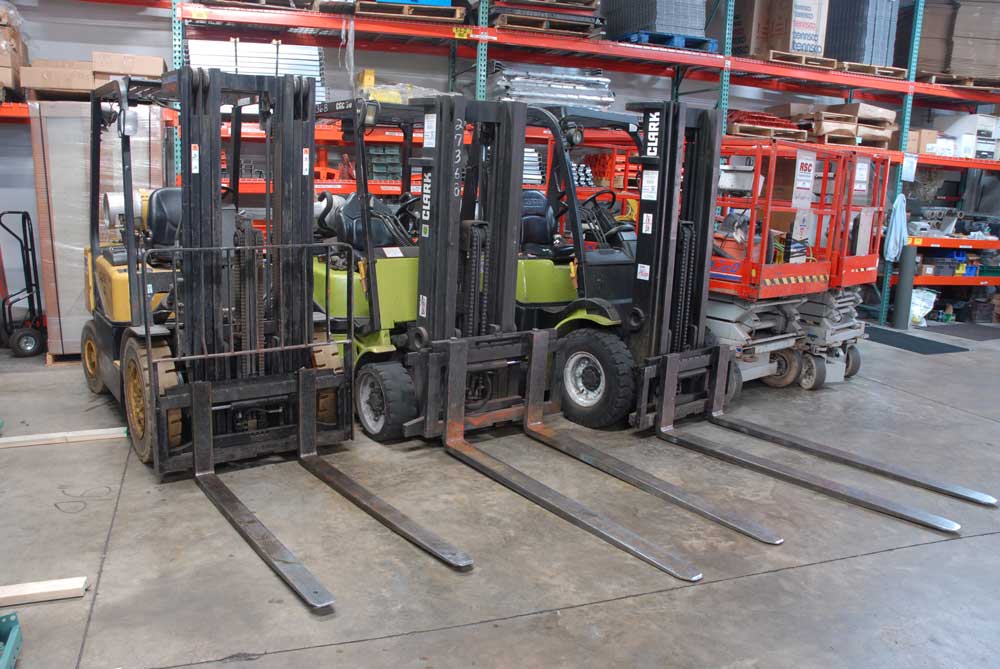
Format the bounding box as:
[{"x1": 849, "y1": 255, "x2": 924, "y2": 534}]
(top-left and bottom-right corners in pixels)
[
  {"x1": 908, "y1": 237, "x2": 1000, "y2": 250},
  {"x1": 891, "y1": 275, "x2": 1000, "y2": 287}
]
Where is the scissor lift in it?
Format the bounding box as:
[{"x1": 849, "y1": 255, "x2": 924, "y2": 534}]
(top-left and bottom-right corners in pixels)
[{"x1": 799, "y1": 148, "x2": 895, "y2": 379}]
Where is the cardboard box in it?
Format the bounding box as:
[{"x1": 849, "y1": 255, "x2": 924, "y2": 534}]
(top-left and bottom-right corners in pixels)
[
  {"x1": 933, "y1": 114, "x2": 999, "y2": 142},
  {"x1": 92, "y1": 51, "x2": 165, "y2": 78},
  {"x1": 825, "y1": 103, "x2": 896, "y2": 126},
  {"x1": 768, "y1": 0, "x2": 829, "y2": 56},
  {"x1": 907, "y1": 129, "x2": 939, "y2": 154},
  {"x1": 956, "y1": 134, "x2": 999, "y2": 160},
  {"x1": 857, "y1": 123, "x2": 893, "y2": 143},
  {"x1": 0, "y1": 65, "x2": 15, "y2": 88},
  {"x1": 765, "y1": 103, "x2": 819, "y2": 119},
  {"x1": 927, "y1": 137, "x2": 956, "y2": 157},
  {"x1": 21, "y1": 64, "x2": 96, "y2": 92},
  {"x1": 714, "y1": 0, "x2": 829, "y2": 59}
]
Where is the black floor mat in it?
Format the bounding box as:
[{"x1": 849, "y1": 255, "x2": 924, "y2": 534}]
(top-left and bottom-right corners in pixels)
[
  {"x1": 865, "y1": 325, "x2": 970, "y2": 354},
  {"x1": 925, "y1": 322, "x2": 1000, "y2": 341}
]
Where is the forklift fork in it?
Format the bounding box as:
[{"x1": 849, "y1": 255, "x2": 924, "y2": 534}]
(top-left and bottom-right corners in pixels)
[
  {"x1": 189, "y1": 381, "x2": 337, "y2": 614},
  {"x1": 656, "y1": 346, "x2": 988, "y2": 535},
  {"x1": 189, "y1": 366, "x2": 475, "y2": 616},
  {"x1": 440, "y1": 332, "x2": 704, "y2": 582},
  {"x1": 524, "y1": 333, "x2": 783, "y2": 546},
  {"x1": 295, "y1": 369, "x2": 473, "y2": 571}
]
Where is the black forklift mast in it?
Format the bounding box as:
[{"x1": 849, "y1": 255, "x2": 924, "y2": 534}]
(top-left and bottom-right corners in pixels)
[
  {"x1": 88, "y1": 69, "x2": 477, "y2": 615},
  {"x1": 403, "y1": 95, "x2": 777, "y2": 582}
]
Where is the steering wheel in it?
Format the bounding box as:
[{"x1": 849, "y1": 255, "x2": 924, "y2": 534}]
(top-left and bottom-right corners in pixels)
[
  {"x1": 396, "y1": 193, "x2": 421, "y2": 214},
  {"x1": 582, "y1": 188, "x2": 617, "y2": 212}
]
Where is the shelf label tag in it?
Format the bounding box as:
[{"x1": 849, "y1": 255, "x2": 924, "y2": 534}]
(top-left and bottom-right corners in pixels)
[
  {"x1": 641, "y1": 170, "x2": 659, "y2": 201},
  {"x1": 792, "y1": 149, "x2": 816, "y2": 209},
  {"x1": 191, "y1": 143, "x2": 200, "y2": 174},
  {"x1": 902, "y1": 153, "x2": 918, "y2": 182},
  {"x1": 418, "y1": 294, "x2": 428, "y2": 318},
  {"x1": 302, "y1": 148, "x2": 310, "y2": 176},
  {"x1": 423, "y1": 114, "x2": 437, "y2": 148},
  {"x1": 383, "y1": 247, "x2": 403, "y2": 258},
  {"x1": 641, "y1": 212, "x2": 653, "y2": 235},
  {"x1": 853, "y1": 158, "x2": 871, "y2": 193},
  {"x1": 637, "y1": 263, "x2": 651, "y2": 281}
]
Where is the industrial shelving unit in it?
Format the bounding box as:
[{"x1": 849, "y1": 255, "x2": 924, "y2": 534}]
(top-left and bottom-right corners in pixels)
[{"x1": 73, "y1": 0, "x2": 1000, "y2": 319}]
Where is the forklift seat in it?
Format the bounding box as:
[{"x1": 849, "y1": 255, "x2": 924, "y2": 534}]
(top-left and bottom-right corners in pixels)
[
  {"x1": 521, "y1": 190, "x2": 574, "y2": 260},
  {"x1": 146, "y1": 187, "x2": 182, "y2": 249}
]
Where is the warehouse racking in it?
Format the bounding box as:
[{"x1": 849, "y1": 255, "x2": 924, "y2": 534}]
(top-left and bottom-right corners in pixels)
[{"x1": 45, "y1": 0, "x2": 1000, "y2": 314}]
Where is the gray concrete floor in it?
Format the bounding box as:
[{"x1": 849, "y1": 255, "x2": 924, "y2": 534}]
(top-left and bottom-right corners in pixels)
[{"x1": 1, "y1": 325, "x2": 999, "y2": 668}]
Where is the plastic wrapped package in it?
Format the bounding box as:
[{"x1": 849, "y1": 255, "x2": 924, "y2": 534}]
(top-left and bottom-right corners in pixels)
[
  {"x1": 0, "y1": 1, "x2": 28, "y2": 90},
  {"x1": 29, "y1": 102, "x2": 164, "y2": 355},
  {"x1": 910, "y1": 288, "x2": 939, "y2": 327}
]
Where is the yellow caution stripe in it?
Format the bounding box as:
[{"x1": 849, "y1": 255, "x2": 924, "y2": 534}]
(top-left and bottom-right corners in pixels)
[{"x1": 762, "y1": 274, "x2": 829, "y2": 287}]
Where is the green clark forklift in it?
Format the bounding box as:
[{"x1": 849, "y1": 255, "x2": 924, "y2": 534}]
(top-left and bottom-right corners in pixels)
[
  {"x1": 511, "y1": 102, "x2": 995, "y2": 532},
  {"x1": 81, "y1": 69, "x2": 471, "y2": 615}
]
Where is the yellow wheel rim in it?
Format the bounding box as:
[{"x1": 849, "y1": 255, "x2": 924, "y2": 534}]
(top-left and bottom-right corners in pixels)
[
  {"x1": 83, "y1": 339, "x2": 99, "y2": 377},
  {"x1": 125, "y1": 357, "x2": 146, "y2": 441}
]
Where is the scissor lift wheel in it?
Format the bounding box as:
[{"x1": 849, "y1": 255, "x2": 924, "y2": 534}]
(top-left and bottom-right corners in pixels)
[{"x1": 121, "y1": 337, "x2": 182, "y2": 463}]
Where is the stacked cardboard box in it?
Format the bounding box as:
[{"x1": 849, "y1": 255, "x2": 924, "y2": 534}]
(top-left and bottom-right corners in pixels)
[
  {"x1": 0, "y1": 5, "x2": 29, "y2": 90},
  {"x1": 897, "y1": 0, "x2": 1000, "y2": 78},
  {"x1": 933, "y1": 113, "x2": 1000, "y2": 160},
  {"x1": 709, "y1": 0, "x2": 829, "y2": 59},
  {"x1": 21, "y1": 51, "x2": 165, "y2": 94}
]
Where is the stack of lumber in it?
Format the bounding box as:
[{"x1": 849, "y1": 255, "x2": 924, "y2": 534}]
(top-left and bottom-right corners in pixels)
[{"x1": 767, "y1": 102, "x2": 897, "y2": 148}]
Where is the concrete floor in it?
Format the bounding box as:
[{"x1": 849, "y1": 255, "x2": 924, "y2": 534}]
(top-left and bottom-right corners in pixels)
[{"x1": 1, "y1": 326, "x2": 999, "y2": 668}]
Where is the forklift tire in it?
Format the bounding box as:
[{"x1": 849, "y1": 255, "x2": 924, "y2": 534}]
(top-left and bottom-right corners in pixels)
[
  {"x1": 355, "y1": 361, "x2": 418, "y2": 442},
  {"x1": 844, "y1": 344, "x2": 861, "y2": 378},
  {"x1": 799, "y1": 353, "x2": 827, "y2": 391},
  {"x1": 81, "y1": 321, "x2": 108, "y2": 394},
  {"x1": 726, "y1": 361, "x2": 743, "y2": 404},
  {"x1": 560, "y1": 329, "x2": 635, "y2": 429},
  {"x1": 10, "y1": 328, "x2": 43, "y2": 358},
  {"x1": 122, "y1": 337, "x2": 182, "y2": 464},
  {"x1": 761, "y1": 349, "x2": 802, "y2": 388}
]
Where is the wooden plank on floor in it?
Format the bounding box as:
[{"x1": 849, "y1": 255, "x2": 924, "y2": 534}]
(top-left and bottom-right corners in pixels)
[
  {"x1": 0, "y1": 577, "x2": 88, "y2": 607},
  {"x1": 0, "y1": 426, "x2": 127, "y2": 450}
]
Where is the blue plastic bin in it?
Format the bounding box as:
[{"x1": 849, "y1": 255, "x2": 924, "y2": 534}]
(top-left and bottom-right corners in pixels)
[{"x1": 0, "y1": 612, "x2": 22, "y2": 669}]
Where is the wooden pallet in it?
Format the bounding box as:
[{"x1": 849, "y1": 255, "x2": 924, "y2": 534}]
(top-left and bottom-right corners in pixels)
[
  {"x1": 837, "y1": 61, "x2": 907, "y2": 80},
  {"x1": 730, "y1": 123, "x2": 808, "y2": 141},
  {"x1": 355, "y1": 1, "x2": 466, "y2": 22},
  {"x1": 494, "y1": 13, "x2": 598, "y2": 37},
  {"x1": 917, "y1": 70, "x2": 1000, "y2": 90},
  {"x1": 809, "y1": 133, "x2": 856, "y2": 146},
  {"x1": 792, "y1": 111, "x2": 856, "y2": 125},
  {"x1": 618, "y1": 31, "x2": 719, "y2": 53},
  {"x1": 46, "y1": 352, "x2": 81, "y2": 366},
  {"x1": 768, "y1": 50, "x2": 837, "y2": 70},
  {"x1": 495, "y1": 0, "x2": 598, "y2": 10}
]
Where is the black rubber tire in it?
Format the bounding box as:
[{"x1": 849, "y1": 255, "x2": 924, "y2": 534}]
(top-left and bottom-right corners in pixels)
[
  {"x1": 560, "y1": 328, "x2": 635, "y2": 429},
  {"x1": 761, "y1": 349, "x2": 802, "y2": 388},
  {"x1": 10, "y1": 328, "x2": 43, "y2": 358},
  {"x1": 725, "y1": 361, "x2": 743, "y2": 405},
  {"x1": 799, "y1": 353, "x2": 827, "y2": 391},
  {"x1": 81, "y1": 321, "x2": 108, "y2": 394},
  {"x1": 121, "y1": 337, "x2": 157, "y2": 464},
  {"x1": 355, "y1": 361, "x2": 418, "y2": 442},
  {"x1": 844, "y1": 344, "x2": 861, "y2": 378}
]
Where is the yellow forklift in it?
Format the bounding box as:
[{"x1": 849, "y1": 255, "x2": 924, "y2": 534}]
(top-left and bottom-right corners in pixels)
[{"x1": 81, "y1": 68, "x2": 470, "y2": 614}]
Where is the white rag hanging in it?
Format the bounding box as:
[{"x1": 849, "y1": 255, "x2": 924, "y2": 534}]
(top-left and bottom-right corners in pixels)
[{"x1": 883, "y1": 192, "x2": 908, "y2": 262}]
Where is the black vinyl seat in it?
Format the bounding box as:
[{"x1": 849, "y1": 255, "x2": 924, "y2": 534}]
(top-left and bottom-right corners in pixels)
[
  {"x1": 146, "y1": 187, "x2": 182, "y2": 249},
  {"x1": 521, "y1": 190, "x2": 574, "y2": 261}
]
